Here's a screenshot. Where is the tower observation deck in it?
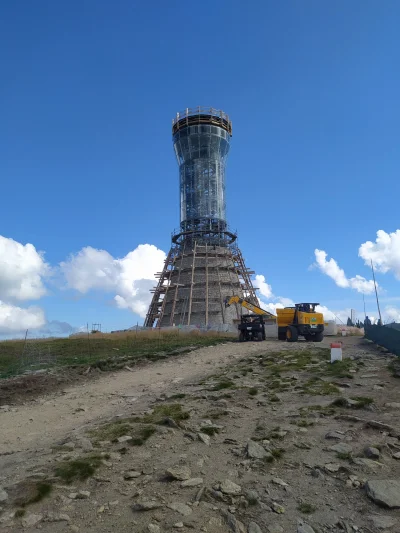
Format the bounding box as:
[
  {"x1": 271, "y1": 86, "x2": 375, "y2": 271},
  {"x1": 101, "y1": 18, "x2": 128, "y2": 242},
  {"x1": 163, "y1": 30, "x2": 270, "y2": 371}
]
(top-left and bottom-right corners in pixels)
[
  {"x1": 173, "y1": 107, "x2": 233, "y2": 246},
  {"x1": 144, "y1": 107, "x2": 259, "y2": 328}
]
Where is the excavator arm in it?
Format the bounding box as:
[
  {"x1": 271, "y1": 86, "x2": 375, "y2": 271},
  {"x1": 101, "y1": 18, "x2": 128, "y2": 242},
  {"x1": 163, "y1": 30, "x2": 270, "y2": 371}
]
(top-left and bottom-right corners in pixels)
[{"x1": 224, "y1": 296, "x2": 276, "y2": 319}]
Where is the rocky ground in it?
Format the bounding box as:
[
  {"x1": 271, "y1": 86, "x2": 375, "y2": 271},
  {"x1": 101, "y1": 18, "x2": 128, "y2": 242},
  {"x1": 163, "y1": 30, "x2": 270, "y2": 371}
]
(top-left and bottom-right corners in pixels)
[{"x1": 1, "y1": 336, "x2": 400, "y2": 533}]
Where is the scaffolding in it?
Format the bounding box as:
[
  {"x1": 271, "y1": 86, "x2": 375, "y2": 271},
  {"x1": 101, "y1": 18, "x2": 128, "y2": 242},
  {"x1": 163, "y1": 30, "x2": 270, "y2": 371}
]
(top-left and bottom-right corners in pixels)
[{"x1": 144, "y1": 234, "x2": 259, "y2": 328}]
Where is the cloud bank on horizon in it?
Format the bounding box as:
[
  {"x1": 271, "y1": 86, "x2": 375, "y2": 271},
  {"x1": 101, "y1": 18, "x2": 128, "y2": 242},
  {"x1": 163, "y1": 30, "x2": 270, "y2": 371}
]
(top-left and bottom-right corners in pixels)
[{"x1": 0, "y1": 229, "x2": 400, "y2": 334}]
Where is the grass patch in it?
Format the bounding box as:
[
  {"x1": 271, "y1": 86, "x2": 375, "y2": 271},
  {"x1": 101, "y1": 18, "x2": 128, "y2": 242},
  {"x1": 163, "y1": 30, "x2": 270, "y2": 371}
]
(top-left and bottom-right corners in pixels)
[
  {"x1": 331, "y1": 397, "x2": 348, "y2": 407},
  {"x1": 269, "y1": 394, "x2": 280, "y2": 403},
  {"x1": 297, "y1": 419, "x2": 314, "y2": 427},
  {"x1": 218, "y1": 393, "x2": 232, "y2": 399},
  {"x1": 297, "y1": 503, "x2": 316, "y2": 514},
  {"x1": 248, "y1": 387, "x2": 258, "y2": 396},
  {"x1": 302, "y1": 378, "x2": 340, "y2": 396},
  {"x1": 206, "y1": 409, "x2": 229, "y2": 420},
  {"x1": 337, "y1": 452, "x2": 352, "y2": 460},
  {"x1": 263, "y1": 455, "x2": 275, "y2": 463},
  {"x1": 351, "y1": 396, "x2": 374, "y2": 408},
  {"x1": 324, "y1": 359, "x2": 354, "y2": 379},
  {"x1": 55, "y1": 455, "x2": 104, "y2": 483},
  {"x1": 211, "y1": 380, "x2": 235, "y2": 391},
  {"x1": 200, "y1": 426, "x2": 219, "y2": 436},
  {"x1": 135, "y1": 404, "x2": 189, "y2": 424},
  {"x1": 169, "y1": 393, "x2": 186, "y2": 400},
  {"x1": 29, "y1": 482, "x2": 52, "y2": 503},
  {"x1": 388, "y1": 361, "x2": 400, "y2": 378},
  {"x1": 131, "y1": 426, "x2": 156, "y2": 446},
  {"x1": 15, "y1": 509, "x2": 26, "y2": 518},
  {"x1": 89, "y1": 421, "x2": 133, "y2": 442},
  {"x1": 331, "y1": 396, "x2": 374, "y2": 409},
  {"x1": 247, "y1": 497, "x2": 258, "y2": 506},
  {"x1": 271, "y1": 448, "x2": 285, "y2": 459}
]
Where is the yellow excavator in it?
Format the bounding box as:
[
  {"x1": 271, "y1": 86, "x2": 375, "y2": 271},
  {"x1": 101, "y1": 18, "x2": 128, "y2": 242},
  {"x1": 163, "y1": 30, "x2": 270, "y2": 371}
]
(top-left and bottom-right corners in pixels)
[
  {"x1": 224, "y1": 296, "x2": 276, "y2": 342},
  {"x1": 225, "y1": 296, "x2": 324, "y2": 343}
]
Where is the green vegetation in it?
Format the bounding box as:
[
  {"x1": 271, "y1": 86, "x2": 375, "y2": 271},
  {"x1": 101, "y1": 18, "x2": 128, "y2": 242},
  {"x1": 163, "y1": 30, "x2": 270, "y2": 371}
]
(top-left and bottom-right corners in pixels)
[
  {"x1": 300, "y1": 404, "x2": 336, "y2": 416},
  {"x1": 337, "y1": 452, "x2": 352, "y2": 460},
  {"x1": 15, "y1": 509, "x2": 26, "y2": 518},
  {"x1": 297, "y1": 419, "x2": 314, "y2": 427},
  {"x1": 388, "y1": 360, "x2": 400, "y2": 378},
  {"x1": 331, "y1": 396, "x2": 374, "y2": 409},
  {"x1": 324, "y1": 359, "x2": 354, "y2": 379},
  {"x1": 263, "y1": 454, "x2": 274, "y2": 463},
  {"x1": 135, "y1": 403, "x2": 189, "y2": 424},
  {"x1": 55, "y1": 455, "x2": 104, "y2": 483},
  {"x1": 269, "y1": 394, "x2": 281, "y2": 403},
  {"x1": 0, "y1": 331, "x2": 234, "y2": 379},
  {"x1": 131, "y1": 426, "x2": 156, "y2": 446},
  {"x1": 29, "y1": 482, "x2": 52, "y2": 504},
  {"x1": 297, "y1": 503, "x2": 316, "y2": 514},
  {"x1": 260, "y1": 348, "x2": 330, "y2": 375},
  {"x1": 248, "y1": 387, "x2": 259, "y2": 396},
  {"x1": 271, "y1": 448, "x2": 285, "y2": 459},
  {"x1": 351, "y1": 396, "x2": 374, "y2": 408},
  {"x1": 211, "y1": 380, "x2": 235, "y2": 391},
  {"x1": 169, "y1": 393, "x2": 186, "y2": 400},
  {"x1": 200, "y1": 426, "x2": 219, "y2": 436},
  {"x1": 269, "y1": 428, "x2": 285, "y2": 440},
  {"x1": 89, "y1": 421, "x2": 133, "y2": 442},
  {"x1": 331, "y1": 397, "x2": 348, "y2": 407},
  {"x1": 301, "y1": 378, "x2": 340, "y2": 396}
]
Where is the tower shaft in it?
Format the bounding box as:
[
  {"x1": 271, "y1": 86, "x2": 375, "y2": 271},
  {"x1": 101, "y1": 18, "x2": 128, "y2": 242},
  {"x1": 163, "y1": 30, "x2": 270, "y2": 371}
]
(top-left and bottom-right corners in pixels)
[{"x1": 144, "y1": 107, "x2": 259, "y2": 328}]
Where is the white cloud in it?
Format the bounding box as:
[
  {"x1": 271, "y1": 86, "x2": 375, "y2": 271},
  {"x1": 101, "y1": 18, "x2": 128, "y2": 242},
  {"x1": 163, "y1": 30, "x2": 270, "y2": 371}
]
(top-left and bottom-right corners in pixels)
[
  {"x1": 383, "y1": 306, "x2": 400, "y2": 323},
  {"x1": 61, "y1": 244, "x2": 166, "y2": 318},
  {"x1": 0, "y1": 235, "x2": 49, "y2": 334},
  {"x1": 0, "y1": 236, "x2": 49, "y2": 301},
  {"x1": 0, "y1": 301, "x2": 46, "y2": 333},
  {"x1": 359, "y1": 229, "x2": 400, "y2": 279},
  {"x1": 254, "y1": 274, "x2": 273, "y2": 299},
  {"x1": 314, "y1": 249, "x2": 375, "y2": 294},
  {"x1": 314, "y1": 249, "x2": 348, "y2": 288}
]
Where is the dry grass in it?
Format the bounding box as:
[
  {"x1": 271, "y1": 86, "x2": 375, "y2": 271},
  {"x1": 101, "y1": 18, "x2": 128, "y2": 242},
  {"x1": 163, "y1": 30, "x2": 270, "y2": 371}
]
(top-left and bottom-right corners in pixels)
[
  {"x1": 337, "y1": 327, "x2": 364, "y2": 337},
  {"x1": 70, "y1": 329, "x2": 235, "y2": 341},
  {"x1": 0, "y1": 329, "x2": 234, "y2": 378}
]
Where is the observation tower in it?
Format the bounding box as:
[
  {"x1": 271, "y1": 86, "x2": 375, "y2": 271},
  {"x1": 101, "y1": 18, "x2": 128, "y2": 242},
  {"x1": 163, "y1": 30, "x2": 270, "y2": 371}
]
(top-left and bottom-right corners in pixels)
[{"x1": 144, "y1": 107, "x2": 259, "y2": 327}]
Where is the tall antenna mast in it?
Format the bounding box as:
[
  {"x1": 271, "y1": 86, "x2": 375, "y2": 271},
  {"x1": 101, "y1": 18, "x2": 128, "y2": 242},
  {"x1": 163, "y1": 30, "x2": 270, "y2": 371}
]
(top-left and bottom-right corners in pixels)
[
  {"x1": 363, "y1": 293, "x2": 366, "y2": 319},
  {"x1": 370, "y1": 260, "x2": 382, "y2": 325}
]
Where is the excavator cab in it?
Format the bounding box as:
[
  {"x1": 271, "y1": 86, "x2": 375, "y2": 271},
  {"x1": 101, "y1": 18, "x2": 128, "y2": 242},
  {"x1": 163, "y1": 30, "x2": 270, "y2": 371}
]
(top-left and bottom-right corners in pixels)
[{"x1": 238, "y1": 314, "x2": 266, "y2": 342}]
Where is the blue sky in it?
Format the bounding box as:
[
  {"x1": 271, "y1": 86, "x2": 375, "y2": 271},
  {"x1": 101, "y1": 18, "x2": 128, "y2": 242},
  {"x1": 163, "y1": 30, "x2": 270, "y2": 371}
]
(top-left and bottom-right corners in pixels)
[{"x1": 1, "y1": 0, "x2": 400, "y2": 335}]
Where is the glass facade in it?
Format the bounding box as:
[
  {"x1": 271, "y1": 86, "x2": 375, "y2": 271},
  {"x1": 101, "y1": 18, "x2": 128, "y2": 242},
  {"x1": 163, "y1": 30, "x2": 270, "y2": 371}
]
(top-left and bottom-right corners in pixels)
[{"x1": 173, "y1": 123, "x2": 231, "y2": 232}]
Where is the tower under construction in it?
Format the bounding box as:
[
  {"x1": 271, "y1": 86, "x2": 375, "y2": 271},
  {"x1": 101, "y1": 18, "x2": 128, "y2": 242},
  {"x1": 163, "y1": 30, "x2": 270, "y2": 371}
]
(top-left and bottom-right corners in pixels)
[{"x1": 144, "y1": 107, "x2": 259, "y2": 327}]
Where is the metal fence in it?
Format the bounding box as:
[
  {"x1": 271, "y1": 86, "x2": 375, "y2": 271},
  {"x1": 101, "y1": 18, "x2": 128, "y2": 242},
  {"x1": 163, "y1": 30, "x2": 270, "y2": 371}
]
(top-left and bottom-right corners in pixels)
[{"x1": 364, "y1": 325, "x2": 400, "y2": 356}]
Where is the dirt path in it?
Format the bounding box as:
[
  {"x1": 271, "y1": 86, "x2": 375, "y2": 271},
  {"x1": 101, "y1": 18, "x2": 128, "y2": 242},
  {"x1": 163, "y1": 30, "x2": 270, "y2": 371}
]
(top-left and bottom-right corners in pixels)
[{"x1": 0, "y1": 340, "x2": 274, "y2": 458}]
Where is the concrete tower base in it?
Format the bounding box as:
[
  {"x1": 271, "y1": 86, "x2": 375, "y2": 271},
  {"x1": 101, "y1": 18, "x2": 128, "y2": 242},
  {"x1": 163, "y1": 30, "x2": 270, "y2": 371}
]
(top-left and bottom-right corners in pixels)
[{"x1": 145, "y1": 240, "x2": 259, "y2": 328}]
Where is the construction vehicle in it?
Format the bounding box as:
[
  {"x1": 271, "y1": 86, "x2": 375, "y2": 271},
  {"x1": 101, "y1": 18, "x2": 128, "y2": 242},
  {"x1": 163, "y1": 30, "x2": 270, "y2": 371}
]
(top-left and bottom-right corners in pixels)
[
  {"x1": 276, "y1": 303, "x2": 324, "y2": 342},
  {"x1": 224, "y1": 296, "x2": 276, "y2": 342}
]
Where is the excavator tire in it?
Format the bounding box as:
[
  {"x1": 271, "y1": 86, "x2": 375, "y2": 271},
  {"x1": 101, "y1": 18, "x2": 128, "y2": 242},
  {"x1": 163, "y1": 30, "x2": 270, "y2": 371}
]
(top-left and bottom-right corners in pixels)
[
  {"x1": 286, "y1": 325, "x2": 298, "y2": 342},
  {"x1": 239, "y1": 332, "x2": 245, "y2": 342},
  {"x1": 312, "y1": 332, "x2": 324, "y2": 342},
  {"x1": 256, "y1": 332, "x2": 263, "y2": 341},
  {"x1": 304, "y1": 334, "x2": 313, "y2": 342}
]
